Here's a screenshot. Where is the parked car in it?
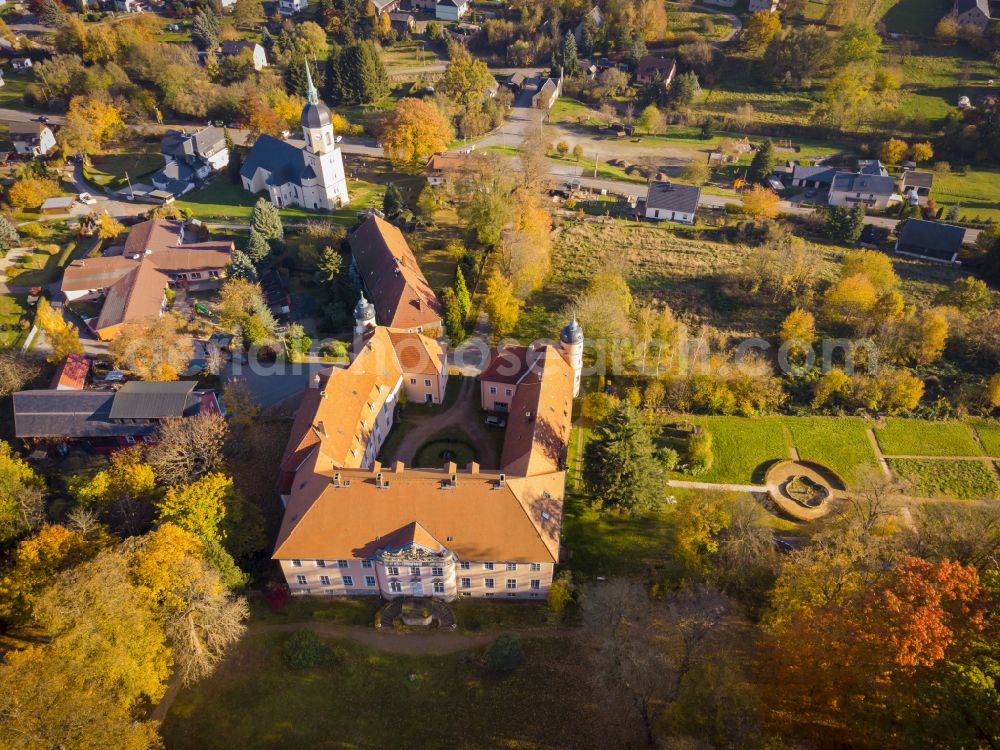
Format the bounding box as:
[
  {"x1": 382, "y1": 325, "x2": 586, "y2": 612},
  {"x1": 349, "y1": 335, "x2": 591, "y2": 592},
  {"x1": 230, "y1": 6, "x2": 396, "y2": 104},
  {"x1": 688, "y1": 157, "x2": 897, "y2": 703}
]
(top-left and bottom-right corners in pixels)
[
  {"x1": 78, "y1": 192, "x2": 97, "y2": 205},
  {"x1": 37, "y1": 115, "x2": 49, "y2": 123},
  {"x1": 485, "y1": 415, "x2": 507, "y2": 428}
]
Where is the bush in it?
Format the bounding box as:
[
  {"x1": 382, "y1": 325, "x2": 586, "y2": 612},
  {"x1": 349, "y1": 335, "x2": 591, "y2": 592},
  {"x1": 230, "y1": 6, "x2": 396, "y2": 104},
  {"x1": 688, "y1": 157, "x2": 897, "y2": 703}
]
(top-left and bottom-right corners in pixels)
[
  {"x1": 264, "y1": 584, "x2": 290, "y2": 611},
  {"x1": 283, "y1": 629, "x2": 330, "y2": 669},
  {"x1": 686, "y1": 429, "x2": 714, "y2": 475},
  {"x1": 486, "y1": 632, "x2": 524, "y2": 673},
  {"x1": 321, "y1": 340, "x2": 349, "y2": 359},
  {"x1": 547, "y1": 570, "x2": 575, "y2": 614}
]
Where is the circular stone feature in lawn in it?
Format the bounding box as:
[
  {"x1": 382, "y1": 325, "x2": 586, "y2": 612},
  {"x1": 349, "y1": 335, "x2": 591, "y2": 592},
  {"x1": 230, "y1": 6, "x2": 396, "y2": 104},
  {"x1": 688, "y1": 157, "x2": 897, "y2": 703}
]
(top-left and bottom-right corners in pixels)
[
  {"x1": 765, "y1": 460, "x2": 845, "y2": 522},
  {"x1": 412, "y1": 435, "x2": 478, "y2": 470}
]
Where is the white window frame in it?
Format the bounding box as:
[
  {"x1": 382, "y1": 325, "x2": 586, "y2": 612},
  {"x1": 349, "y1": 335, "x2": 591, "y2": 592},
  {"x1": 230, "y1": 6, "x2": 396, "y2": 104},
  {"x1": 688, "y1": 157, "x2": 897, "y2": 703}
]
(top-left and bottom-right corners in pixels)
[
  {"x1": 387, "y1": 566, "x2": 399, "y2": 576},
  {"x1": 485, "y1": 578, "x2": 495, "y2": 589},
  {"x1": 483, "y1": 562, "x2": 494, "y2": 571},
  {"x1": 530, "y1": 579, "x2": 541, "y2": 590},
  {"x1": 431, "y1": 566, "x2": 443, "y2": 577},
  {"x1": 365, "y1": 575, "x2": 376, "y2": 587},
  {"x1": 390, "y1": 580, "x2": 402, "y2": 593},
  {"x1": 410, "y1": 566, "x2": 420, "y2": 577},
  {"x1": 296, "y1": 574, "x2": 307, "y2": 585},
  {"x1": 459, "y1": 561, "x2": 470, "y2": 570},
  {"x1": 433, "y1": 581, "x2": 445, "y2": 594},
  {"x1": 342, "y1": 575, "x2": 354, "y2": 587},
  {"x1": 530, "y1": 563, "x2": 541, "y2": 572},
  {"x1": 319, "y1": 575, "x2": 331, "y2": 586},
  {"x1": 460, "y1": 577, "x2": 471, "y2": 588},
  {"x1": 337, "y1": 560, "x2": 349, "y2": 568},
  {"x1": 506, "y1": 579, "x2": 516, "y2": 590},
  {"x1": 506, "y1": 562, "x2": 517, "y2": 571},
  {"x1": 290, "y1": 559, "x2": 302, "y2": 567},
  {"x1": 362, "y1": 560, "x2": 373, "y2": 569}
]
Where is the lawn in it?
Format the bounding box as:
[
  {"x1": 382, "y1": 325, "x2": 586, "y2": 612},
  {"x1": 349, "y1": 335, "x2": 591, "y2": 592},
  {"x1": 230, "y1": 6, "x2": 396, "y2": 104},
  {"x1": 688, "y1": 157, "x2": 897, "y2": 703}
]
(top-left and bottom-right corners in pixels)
[
  {"x1": 412, "y1": 431, "x2": 478, "y2": 468},
  {"x1": 972, "y1": 421, "x2": 1000, "y2": 458},
  {"x1": 87, "y1": 146, "x2": 163, "y2": 189},
  {"x1": 673, "y1": 416, "x2": 790, "y2": 484},
  {"x1": 176, "y1": 178, "x2": 383, "y2": 224},
  {"x1": 783, "y1": 416, "x2": 878, "y2": 485},
  {"x1": 928, "y1": 168, "x2": 1000, "y2": 224},
  {"x1": 888, "y1": 458, "x2": 1000, "y2": 500},
  {"x1": 379, "y1": 40, "x2": 446, "y2": 72},
  {"x1": 874, "y1": 419, "x2": 982, "y2": 457},
  {"x1": 162, "y1": 632, "x2": 596, "y2": 750},
  {"x1": 0, "y1": 70, "x2": 37, "y2": 110},
  {"x1": 0, "y1": 294, "x2": 31, "y2": 348},
  {"x1": 881, "y1": 0, "x2": 951, "y2": 36},
  {"x1": 665, "y1": 8, "x2": 733, "y2": 42}
]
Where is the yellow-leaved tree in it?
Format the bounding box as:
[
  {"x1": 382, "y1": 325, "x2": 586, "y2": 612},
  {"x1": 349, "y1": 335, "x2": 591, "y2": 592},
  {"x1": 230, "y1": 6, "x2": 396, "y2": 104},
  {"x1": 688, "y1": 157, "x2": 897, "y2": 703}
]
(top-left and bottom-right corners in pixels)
[
  {"x1": 61, "y1": 95, "x2": 124, "y2": 156},
  {"x1": 483, "y1": 268, "x2": 521, "y2": 339},
  {"x1": 376, "y1": 97, "x2": 453, "y2": 170},
  {"x1": 35, "y1": 298, "x2": 83, "y2": 363}
]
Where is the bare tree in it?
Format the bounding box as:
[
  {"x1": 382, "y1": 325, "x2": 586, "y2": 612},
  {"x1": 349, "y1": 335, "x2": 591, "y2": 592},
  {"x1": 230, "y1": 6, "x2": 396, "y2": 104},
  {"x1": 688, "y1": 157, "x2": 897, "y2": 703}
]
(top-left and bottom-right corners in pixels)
[
  {"x1": 907, "y1": 502, "x2": 1000, "y2": 572},
  {"x1": 519, "y1": 125, "x2": 550, "y2": 193},
  {"x1": 147, "y1": 413, "x2": 228, "y2": 486},
  {"x1": 65, "y1": 506, "x2": 103, "y2": 536},
  {"x1": 164, "y1": 561, "x2": 249, "y2": 684},
  {"x1": 841, "y1": 466, "x2": 906, "y2": 536},
  {"x1": 580, "y1": 580, "x2": 731, "y2": 747},
  {"x1": 0, "y1": 349, "x2": 42, "y2": 397}
]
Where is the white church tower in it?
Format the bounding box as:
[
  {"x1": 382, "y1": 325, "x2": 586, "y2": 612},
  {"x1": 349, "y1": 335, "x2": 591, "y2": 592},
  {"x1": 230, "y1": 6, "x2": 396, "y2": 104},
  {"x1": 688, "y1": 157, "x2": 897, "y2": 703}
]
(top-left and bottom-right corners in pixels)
[
  {"x1": 560, "y1": 314, "x2": 583, "y2": 398},
  {"x1": 300, "y1": 63, "x2": 350, "y2": 210}
]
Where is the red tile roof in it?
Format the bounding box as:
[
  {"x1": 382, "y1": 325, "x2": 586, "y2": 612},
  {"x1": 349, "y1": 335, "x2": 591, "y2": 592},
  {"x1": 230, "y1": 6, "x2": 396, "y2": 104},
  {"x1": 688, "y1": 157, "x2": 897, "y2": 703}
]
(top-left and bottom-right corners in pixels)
[
  {"x1": 349, "y1": 216, "x2": 442, "y2": 331},
  {"x1": 50, "y1": 353, "x2": 90, "y2": 390}
]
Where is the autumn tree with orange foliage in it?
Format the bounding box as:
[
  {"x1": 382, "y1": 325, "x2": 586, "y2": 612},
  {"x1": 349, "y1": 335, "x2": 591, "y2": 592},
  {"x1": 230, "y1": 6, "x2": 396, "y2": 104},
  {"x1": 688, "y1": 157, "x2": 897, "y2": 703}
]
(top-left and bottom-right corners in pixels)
[
  {"x1": 762, "y1": 555, "x2": 992, "y2": 747},
  {"x1": 376, "y1": 97, "x2": 453, "y2": 170},
  {"x1": 60, "y1": 95, "x2": 124, "y2": 156}
]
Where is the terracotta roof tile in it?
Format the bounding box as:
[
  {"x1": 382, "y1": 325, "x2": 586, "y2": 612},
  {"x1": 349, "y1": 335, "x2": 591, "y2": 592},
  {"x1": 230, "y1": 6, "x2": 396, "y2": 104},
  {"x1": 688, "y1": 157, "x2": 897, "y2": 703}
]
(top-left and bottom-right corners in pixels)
[{"x1": 349, "y1": 216, "x2": 442, "y2": 331}]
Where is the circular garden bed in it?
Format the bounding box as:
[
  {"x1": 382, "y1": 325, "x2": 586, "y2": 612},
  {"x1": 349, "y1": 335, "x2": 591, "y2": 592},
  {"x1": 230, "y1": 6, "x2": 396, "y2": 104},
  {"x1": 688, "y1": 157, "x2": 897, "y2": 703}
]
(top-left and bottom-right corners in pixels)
[{"x1": 412, "y1": 436, "x2": 478, "y2": 469}]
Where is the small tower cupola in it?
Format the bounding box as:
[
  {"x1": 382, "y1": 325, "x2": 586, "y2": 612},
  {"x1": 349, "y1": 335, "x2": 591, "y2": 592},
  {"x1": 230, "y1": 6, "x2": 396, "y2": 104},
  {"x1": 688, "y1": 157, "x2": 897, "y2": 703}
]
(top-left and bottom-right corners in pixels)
[
  {"x1": 352, "y1": 292, "x2": 377, "y2": 362},
  {"x1": 300, "y1": 61, "x2": 335, "y2": 156},
  {"x1": 560, "y1": 313, "x2": 584, "y2": 346}
]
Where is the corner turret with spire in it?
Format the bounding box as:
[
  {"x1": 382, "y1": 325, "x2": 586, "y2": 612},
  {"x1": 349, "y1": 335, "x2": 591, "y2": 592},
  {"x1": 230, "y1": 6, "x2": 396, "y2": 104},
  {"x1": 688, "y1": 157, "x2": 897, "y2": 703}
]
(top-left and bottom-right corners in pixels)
[
  {"x1": 559, "y1": 313, "x2": 584, "y2": 397},
  {"x1": 300, "y1": 61, "x2": 334, "y2": 154}
]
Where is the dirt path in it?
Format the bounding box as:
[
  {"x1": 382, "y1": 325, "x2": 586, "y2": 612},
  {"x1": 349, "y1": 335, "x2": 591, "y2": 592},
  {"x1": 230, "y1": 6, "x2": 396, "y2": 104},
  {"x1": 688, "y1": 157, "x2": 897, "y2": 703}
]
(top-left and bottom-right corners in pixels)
[
  {"x1": 667, "y1": 479, "x2": 767, "y2": 493},
  {"x1": 391, "y1": 377, "x2": 500, "y2": 469},
  {"x1": 866, "y1": 428, "x2": 893, "y2": 477}
]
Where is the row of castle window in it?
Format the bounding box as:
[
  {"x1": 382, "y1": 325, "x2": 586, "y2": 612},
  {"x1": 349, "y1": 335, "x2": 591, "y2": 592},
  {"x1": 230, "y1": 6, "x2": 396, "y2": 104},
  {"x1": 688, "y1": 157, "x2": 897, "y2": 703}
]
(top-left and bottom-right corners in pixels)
[
  {"x1": 294, "y1": 575, "x2": 542, "y2": 592},
  {"x1": 291, "y1": 560, "x2": 542, "y2": 572}
]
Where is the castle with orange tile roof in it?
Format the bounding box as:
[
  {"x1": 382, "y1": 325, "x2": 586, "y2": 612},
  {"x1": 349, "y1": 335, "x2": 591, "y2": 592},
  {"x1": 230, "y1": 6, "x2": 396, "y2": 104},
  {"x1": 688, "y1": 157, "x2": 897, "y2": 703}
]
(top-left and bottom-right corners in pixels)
[{"x1": 273, "y1": 287, "x2": 584, "y2": 602}]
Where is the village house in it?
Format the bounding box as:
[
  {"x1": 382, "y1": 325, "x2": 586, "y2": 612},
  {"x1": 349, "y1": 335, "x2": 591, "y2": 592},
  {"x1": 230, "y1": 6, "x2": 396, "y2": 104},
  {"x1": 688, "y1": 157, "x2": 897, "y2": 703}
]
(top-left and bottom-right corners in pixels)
[
  {"x1": 60, "y1": 218, "x2": 233, "y2": 341},
  {"x1": 50, "y1": 353, "x2": 90, "y2": 391},
  {"x1": 348, "y1": 215, "x2": 443, "y2": 333},
  {"x1": 747, "y1": 0, "x2": 781, "y2": 11},
  {"x1": 13, "y1": 380, "x2": 222, "y2": 452},
  {"x1": 435, "y1": 0, "x2": 469, "y2": 21},
  {"x1": 895, "y1": 219, "x2": 965, "y2": 264},
  {"x1": 10, "y1": 58, "x2": 32, "y2": 72},
  {"x1": 153, "y1": 125, "x2": 229, "y2": 197},
  {"x1": 279, "y1": 0, "x2": 308, "y2": 13},
  {"x1": 899, "y1": 170, "x2": 934, "y2": 206},
  {"x1": 10, "y1": 122, "x2": 56, "y2": 157},
  {"x1": 827, "y1": 171, "x2": 896, "y2": 211},
  {"x1": 634, "y1": 55, "x2": 677, "y2": 87},
  {"x1": 219, "y1": 40, "x2": 268, "y2": 71},
  {"x1": 574, "y1": 5, "x2": 604, "y2": 44},
  {"x1": 371, "y1": 0, "x2": 399, "y2": 15},
  {"x1": 790, "y1": 165, "x2": 839, "y2": 190},
  {"x1": 241, "y1": 64, "x2": 349, "y2": 211},
  {"x1": 951, "y1": 0, "x2": 993, "y2": 29},
  {"x1": 272, "y1": 316, "x2": 582, "y2": 601},
  {"x1": 643, "y1": 180, "x2": 701, "y2": 224},
  {"x1": 424, "y1": 151, "x2": 466, "y2": 186},
  {"x1": 388, "y1": 10, "x2": 415, "y2": 33}
]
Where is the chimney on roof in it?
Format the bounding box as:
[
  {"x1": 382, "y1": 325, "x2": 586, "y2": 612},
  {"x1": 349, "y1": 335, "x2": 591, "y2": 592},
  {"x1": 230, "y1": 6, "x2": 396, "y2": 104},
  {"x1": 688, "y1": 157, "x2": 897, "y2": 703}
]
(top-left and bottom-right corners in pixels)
[
  {"x1": 445, "y1": 461, "x2": 457, "y2": 475},
  {"x1": 372, "y1": 460, "x2": 382, "y2": 475},
  {"x1": 393, "y1": 460, "x2": 405, "y2": 473},
  {"x1": 315, "y1": 421, "x2": 328, "y2": 438},
  {"x1": 311, "y1": 373, "x2": 321, "y2": 389},
  {"x1": 467, "y1": 461, "x2": 479, "y2": 475}
]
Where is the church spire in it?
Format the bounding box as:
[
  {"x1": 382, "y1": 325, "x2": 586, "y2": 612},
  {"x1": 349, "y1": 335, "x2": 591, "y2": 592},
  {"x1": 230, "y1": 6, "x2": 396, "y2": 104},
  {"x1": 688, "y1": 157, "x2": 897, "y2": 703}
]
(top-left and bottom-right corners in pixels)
[{"x1": 305, "y1": 60, "x2": 319, "y2": 106}]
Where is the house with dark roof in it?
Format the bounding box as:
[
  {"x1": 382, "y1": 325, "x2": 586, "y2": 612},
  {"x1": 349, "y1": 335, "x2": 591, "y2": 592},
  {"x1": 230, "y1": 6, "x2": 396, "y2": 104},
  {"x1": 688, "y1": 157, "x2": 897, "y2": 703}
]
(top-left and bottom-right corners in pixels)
[
  {"x1": 574, "y1": 5, "x2": 604, "y2": 44},
  {"x1": 348, "y1": 215, "x2": 443, "y2": 333},
  {"x1": 952, "y1": 0, "x2": 992, "y2": 29},
  {"x1": 371, "y1": 0, "x2": 399, "y2": 15},
  {"x1": 900, "y1": 170, "x2": 934, "y2": 206},
  {"x1": 634, "y1": 55, "x2": 677, "y2": 87},
  {"x1": 388, "y1": 10, "x2": 415, "y2": 32},
  {"x1": 153, "y1": 126, "x2": 229, "y2": 197},
  {"x1": 60, "y1": 219, "x2": 233, "y2": 340},
  {"x1": 10, "y1": 122, "x2": 56, "y2": 158},
  {"x1": 828, "y1": 172, "x2": 897, "y2": 211},
  {"x1": 790, "y1": 165, "x2": 839, "y2": 189},
  {"x1": 643, "y1": 180, "x2": 701, "y2": 224},
  {"x1": 219, "y1": 40, "x2": 268, "y2": 70},
  {"x1": 240, "y1": 65, "x2": 349, "y2": 211},
  {"x1": 894, "y1": 219, "x2": 965, "y2": 264},
  {"x1": 13, "y1": 380, "x2": 222, "y2": 451}
]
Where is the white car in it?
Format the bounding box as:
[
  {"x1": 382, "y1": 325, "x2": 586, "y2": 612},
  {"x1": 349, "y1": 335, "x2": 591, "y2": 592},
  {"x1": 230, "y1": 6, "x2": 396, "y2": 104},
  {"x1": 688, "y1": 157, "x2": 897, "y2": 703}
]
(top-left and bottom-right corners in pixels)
[
  {"x1": 335, "y1": 135, "x2": 342, "y2": 143},
  {"x1": 78, "y1": 192, "x2": 97, "y2": 205}
]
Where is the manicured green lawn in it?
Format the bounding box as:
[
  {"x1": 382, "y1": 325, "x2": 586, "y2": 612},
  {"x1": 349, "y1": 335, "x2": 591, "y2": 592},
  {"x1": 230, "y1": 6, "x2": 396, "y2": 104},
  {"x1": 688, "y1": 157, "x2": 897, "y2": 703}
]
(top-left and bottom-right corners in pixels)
[
  {"x1": 0, "y1": 294, "x2": 31, "y2": 348},
  {"x1": 87, "y1": 147, "x2": 163, "y2": 189},
  {"x1": 783, "y1": 417, "x2": 878, "y2": 485},
  {"x1": 380, "y1": 40, "x2": 446, "y2": 71},
  {"x1": 929, "y1": 169, "x2": 1000, "y2": 224},
  {"x1": 673, "y1": 416, "x2": 790, "y2": 485},
  {"x1": 666, "y1": 8, "x2": 732, "y2": 41},
  {"x1": 412, "y1": 432, "x2": 478, "y2": 469},
  {"x1": 874, "y1": 419, "x2": 982, "y2": 457},
  {"x1": 888, "y1": 458, "x2": 1000, "y2": 500},
  {"x1": 6, "y1": 244, "x2": 66, "y2": 286},
  {"x1": 162, "y1": 632, "x2": 592, "y2": 750},
  {"x1": 176, "y1": 178, "x2": 383, "y2": 224},
  {"x1": 972, "y1": 421, "x2": 1000, "y2": 458},
  {"x1": 0, "y1": 70, "x2": 36, "y2": 110}
]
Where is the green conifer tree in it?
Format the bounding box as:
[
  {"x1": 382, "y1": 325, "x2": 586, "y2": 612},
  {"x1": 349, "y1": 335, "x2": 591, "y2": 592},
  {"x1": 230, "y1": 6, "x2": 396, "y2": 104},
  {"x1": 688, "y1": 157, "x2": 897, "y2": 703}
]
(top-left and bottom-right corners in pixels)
[
  {"x1": 228, "y1": 250, "x2": 258, "y2": 282},
  {"x1": 454, "y1": 267, "x2": 471, "y2": 320}
]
